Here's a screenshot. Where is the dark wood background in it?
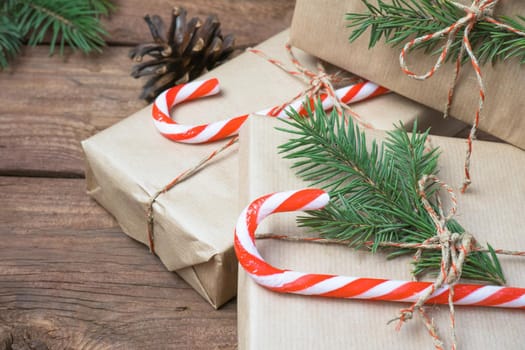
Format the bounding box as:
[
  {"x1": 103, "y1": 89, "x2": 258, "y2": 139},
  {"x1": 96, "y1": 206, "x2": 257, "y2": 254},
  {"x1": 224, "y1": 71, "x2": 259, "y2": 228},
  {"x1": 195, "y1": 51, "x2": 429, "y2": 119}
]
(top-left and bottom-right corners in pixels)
[{"x1": 0, "y1": 1, "x2": 295, "y2": 349}]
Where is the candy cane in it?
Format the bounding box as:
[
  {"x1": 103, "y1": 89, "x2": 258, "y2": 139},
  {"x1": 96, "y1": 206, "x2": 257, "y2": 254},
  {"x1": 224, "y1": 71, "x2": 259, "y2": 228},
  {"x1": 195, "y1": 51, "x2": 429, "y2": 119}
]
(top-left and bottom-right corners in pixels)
[
  {"x1": 234, "y1": 189, "x2": 525, "y2": 309},
  {"x1": 152, "y1": 78, "x2": 387, "y2": 144}
]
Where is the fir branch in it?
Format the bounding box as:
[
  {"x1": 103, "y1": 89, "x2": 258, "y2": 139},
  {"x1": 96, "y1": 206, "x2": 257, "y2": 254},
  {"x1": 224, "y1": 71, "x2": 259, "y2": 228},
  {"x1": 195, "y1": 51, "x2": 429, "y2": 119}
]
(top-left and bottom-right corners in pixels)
[
  {"x1": 88, "y1": 0, "x2": 115, "y2": 16},
  {"x1": 18, "y1": 0, "x2": 108, "y2": 55},
  {"x1": 346, "y1": 0, "x2": 525, "y2": 64},
  {"x1": 278, "y1": 102, "x2": 505, "y2": 285},
  {"x1": 0, "y1": 14, "x2": 22, "y2": 69},
  {"x1": 1, "y1": 0, "x2": 114, "y2": 68}
]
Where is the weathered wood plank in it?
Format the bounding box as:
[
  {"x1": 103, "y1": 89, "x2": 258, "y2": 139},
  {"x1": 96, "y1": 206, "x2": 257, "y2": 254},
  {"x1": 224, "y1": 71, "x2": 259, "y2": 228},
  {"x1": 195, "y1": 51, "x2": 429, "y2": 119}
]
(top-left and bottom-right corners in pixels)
[
  {"x1": 0, "y1": 177, "x2": 237, "y2": 349},
  {"x1": 0, "y1": 176, "x2": 116, "y2": 232},
  {"x1": 103, "y1": 0, "x2": 295, "y2": 46},
  {"x1": 0, "y1": 46, "x2": 147, "y2": 177}
]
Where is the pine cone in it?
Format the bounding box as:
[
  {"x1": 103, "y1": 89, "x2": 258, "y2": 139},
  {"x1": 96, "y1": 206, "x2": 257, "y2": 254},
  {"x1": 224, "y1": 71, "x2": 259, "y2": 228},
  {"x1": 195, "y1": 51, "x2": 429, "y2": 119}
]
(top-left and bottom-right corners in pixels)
[{"x1": 129, "y1": 7, "x2": 235, "y2": 102}]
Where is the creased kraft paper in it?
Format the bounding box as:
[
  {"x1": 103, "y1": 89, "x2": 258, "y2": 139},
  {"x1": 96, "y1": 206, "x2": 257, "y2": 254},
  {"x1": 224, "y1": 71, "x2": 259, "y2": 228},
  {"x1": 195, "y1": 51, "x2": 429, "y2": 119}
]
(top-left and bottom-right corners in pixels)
[
  {"x1": 290, "y1": 0, "x2": 525, "y2": 149},
  {"x1": 238, "y1": 115, "x2": 525, "y2": 349},
  {"x1": 82, "y1": 29, "x2": 463, "y2": 308}
]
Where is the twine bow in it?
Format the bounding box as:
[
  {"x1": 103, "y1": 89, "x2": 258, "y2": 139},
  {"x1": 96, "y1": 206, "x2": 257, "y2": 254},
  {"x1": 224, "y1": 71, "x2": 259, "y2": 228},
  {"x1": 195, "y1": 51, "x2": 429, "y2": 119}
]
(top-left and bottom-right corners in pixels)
[
  {"x1": 392, "y1": 174, "x2": 475, "y2": 349},
  {"x1": 249, "y1": 44, "x2": 375, "y2": 129},
  {"x1": 399, "y1": 0, "x2": 525, "y2": 193}
]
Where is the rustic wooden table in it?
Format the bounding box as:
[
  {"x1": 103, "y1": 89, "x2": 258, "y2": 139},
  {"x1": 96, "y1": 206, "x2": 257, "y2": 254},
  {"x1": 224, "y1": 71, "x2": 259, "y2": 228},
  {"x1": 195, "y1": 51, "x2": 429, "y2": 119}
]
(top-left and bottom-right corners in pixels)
[{"x1": 0, "y1": 1, "x2": 294, "y2": 348}]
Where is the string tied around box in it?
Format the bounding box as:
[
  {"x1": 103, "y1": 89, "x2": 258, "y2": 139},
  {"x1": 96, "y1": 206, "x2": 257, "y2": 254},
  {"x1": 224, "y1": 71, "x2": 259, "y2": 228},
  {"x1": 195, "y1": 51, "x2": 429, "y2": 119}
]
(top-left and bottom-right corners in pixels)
[
  {"x1": 398, "y1": 0, "x2": 525, "y2": 193},
  {"x1": 254, "y1": 174, "x2": 525, "y2": 349},
  {"x1": 248, "y1": 43, "x2": 384, "y2": 128},
  {"x1": 145, "y1": 137, "x2": 238, "y2": 253},
  {"x1": 145, "y1": 48, "x2": 388, "y2": 253},
  {"x1": 392, "y1": 174, "x2": 474, "y2": 350},
  {"x1": 236, "y1": 188, "x2": 525, "y2": 350}
]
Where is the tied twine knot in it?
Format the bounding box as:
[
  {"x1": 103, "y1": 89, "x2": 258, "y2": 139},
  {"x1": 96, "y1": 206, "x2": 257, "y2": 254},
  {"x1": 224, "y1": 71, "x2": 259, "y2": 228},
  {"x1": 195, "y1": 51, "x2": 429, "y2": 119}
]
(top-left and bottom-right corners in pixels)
[
  {"x1": 249, "y1": 44, "x2": 375, "y2": 129},
  {"x1": 394, "y1": 174, "x2": 476, "y2": 350},
  {"x1": 146, "y1": 137, "x2": 238, "y2": 254},
  {"x1": 399, "y1": 0, "x2": 525, "y2": 194},
  {"x1": 461, "y1": 0, "x2": 495, "y2": 18}
]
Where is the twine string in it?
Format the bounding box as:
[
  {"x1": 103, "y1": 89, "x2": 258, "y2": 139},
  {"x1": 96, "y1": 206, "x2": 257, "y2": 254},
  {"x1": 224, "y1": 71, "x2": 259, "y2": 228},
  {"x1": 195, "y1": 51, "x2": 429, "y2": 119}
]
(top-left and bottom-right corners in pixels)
[
  {"x1": 398, "y1": 0, "x2": 525, "y2": 193},
  {"x1": 254, "y1": 234, "x2": 525, "y2": 257},
  {"x1": 249, "y1": 44, "x2": 374, "y2": 128},
  {"x1": 255, "y1": 133, "x2": 525, "y2": 254},
  {"x1": 392, "y1": 174, "x2": 473, "y2": 349},
  {"x1": 146, "y1": 136, "x2": 238, "y2": 254}
]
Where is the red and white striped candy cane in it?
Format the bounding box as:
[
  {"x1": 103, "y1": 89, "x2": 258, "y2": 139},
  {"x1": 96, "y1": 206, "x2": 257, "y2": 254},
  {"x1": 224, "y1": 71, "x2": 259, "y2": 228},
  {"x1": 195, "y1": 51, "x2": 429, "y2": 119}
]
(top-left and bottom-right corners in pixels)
[
  {"x1": 152, "y1": 78, "x2": 387, "y2": 144},
  {"x1": 234, "y1": 189, "x2": 525, "y2": 309}
]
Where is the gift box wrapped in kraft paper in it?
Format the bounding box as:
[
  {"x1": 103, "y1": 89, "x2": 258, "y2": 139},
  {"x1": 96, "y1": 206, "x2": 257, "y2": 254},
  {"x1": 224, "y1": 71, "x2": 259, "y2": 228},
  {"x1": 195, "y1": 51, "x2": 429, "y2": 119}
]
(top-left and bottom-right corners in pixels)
[
  {"x1": 82, "y1": 29, "x2": 464, "y2": 309},
  {"x1": 237, "y1": 115, "x2": 525, "y2": 349},
  {"x1": 289, "y1": 0, "x2": 525, "y2": 149}
]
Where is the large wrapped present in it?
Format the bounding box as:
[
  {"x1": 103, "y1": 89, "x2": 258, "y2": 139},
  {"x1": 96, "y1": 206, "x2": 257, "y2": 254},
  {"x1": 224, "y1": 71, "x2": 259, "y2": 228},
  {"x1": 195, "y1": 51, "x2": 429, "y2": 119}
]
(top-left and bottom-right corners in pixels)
[
  {"x1": 237, "y1": 115, "x2": 525, "y2": 348},
  {"x1": 290, "y1": 0, "x2": 525, "y2": 149},
  {"x1": 82, "y1": 29, "x2": 463, "y2": 308}
]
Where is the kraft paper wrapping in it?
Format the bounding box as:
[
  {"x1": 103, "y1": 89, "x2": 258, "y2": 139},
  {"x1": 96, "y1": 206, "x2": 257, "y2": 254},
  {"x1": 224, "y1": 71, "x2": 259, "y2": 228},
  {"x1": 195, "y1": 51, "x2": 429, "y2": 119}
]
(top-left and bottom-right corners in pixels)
[
  {"x1": 290, "y1": 0, "x2": 525, "y2": 149},
  {"x1": 238, "y1": 116, "x2": 525, "y2": 349},
  {"x1": 81, "y1": 29, "x2": 463, "y2": 308}
]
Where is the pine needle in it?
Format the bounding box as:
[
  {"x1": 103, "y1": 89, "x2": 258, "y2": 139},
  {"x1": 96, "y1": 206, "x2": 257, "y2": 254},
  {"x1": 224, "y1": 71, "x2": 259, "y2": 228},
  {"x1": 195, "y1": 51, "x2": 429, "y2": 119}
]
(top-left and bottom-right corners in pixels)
[
  {"x1": 0, "y1": 14, "x2": 22, "y2": 69},
  {"x1": 278, "y1": 101, "x2": 506, "y2": 285},
  {"x1": 346, "y1": 0, "x2": 525, "y2": 64},
  {"x1": 1, "y1": 0, "x2": 115, "y2": 68}
]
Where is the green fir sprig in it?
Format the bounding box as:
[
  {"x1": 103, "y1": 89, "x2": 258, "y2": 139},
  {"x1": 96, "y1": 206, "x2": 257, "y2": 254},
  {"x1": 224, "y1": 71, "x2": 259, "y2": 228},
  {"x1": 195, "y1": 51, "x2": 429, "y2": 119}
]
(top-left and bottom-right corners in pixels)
[
  {"x1": 0, "y1": 0, "x2": 114, "y2": 69},
  {"x1": 278, "y1": 102, "x2": 505, "y2": 285},
  {"x1": 0, "y1": 13, "x2": 20, "y2": 68},
  {"x1": 346, "y1": 0, "x2": 525, "y2": 64}
]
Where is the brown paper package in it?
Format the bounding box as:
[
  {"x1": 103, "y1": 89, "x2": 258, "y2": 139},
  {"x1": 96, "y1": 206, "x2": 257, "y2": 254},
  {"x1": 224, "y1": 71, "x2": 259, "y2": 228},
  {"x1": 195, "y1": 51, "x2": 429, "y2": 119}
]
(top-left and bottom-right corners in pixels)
[
  {"x1": 290, "y1": 0, "x2": 525, "y2": 149},
  {"x1": 238, "y1": 115, "x2": 525, "y2": 349},
  {"x1": 81, "y1": 29, "x2": 464, "y2": 308}
]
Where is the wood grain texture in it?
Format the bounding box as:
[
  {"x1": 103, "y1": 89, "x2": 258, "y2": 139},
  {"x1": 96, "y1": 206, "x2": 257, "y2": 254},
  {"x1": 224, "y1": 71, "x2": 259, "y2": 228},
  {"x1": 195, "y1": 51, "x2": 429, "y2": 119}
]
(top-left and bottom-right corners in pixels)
[
  {"x1": 0, "y1": 177, "x2": 117, "y2": 232},
  {"x1": 0, "y1": 177, "x2": 237, "y2": 349},
  {"x1": 103, "y1": 0, "x2": 295, "y2": 46},
  {"x1": 0, "y1": 46, "x2": 147, "y2": 177}
]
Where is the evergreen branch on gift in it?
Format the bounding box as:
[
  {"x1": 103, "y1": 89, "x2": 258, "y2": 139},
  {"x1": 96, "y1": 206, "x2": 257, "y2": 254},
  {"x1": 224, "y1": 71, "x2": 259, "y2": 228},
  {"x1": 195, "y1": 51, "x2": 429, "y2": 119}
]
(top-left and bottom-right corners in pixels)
[
  {"x1": 278, "y1": 102, "x2": 505, "y2": 285},
  {"x1": 0, "y1": 0, "x2": 114, "y2": 69},
  {"x1": 346, "y1": 0, "x2": 525, "y2": 64}
]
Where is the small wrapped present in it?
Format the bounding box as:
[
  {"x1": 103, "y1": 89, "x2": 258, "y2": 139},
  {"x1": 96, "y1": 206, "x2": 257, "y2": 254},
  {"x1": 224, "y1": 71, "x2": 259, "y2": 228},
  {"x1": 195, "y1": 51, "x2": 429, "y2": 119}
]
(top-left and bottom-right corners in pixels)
[
  {"x1": 237, "y1": 115, "x2": 525, "y2": 348},
  {"x1": 290, "y1": 0, "x2": 525, "y2": 149}
]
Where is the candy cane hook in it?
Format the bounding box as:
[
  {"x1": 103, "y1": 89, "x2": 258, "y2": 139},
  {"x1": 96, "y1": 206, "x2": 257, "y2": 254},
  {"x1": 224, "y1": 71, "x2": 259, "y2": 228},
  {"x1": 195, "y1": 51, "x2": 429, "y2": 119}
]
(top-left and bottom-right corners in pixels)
[
  {"x1": 234, "y1": 189, "x2": 525, "y2": 309},
  {"x1": 152, "y1": 78, "x2": 248, "y2": 144}
]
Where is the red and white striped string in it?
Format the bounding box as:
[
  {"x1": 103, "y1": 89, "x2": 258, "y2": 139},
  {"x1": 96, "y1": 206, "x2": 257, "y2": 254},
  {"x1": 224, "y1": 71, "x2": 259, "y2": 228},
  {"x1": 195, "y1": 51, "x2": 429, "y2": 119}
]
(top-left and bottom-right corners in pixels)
[
  {"x1": 399, "y1": 0, "x2": 525, "y2": 193},
  {"x1": 152, "y1": 77, "x2": 386, "y2": 144},
  {"x1": 234, "y1": 188, "x2": 525, "y2": 309}
]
